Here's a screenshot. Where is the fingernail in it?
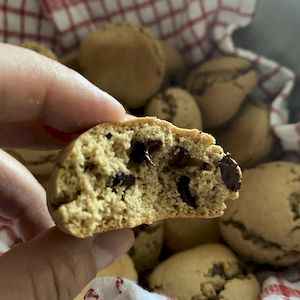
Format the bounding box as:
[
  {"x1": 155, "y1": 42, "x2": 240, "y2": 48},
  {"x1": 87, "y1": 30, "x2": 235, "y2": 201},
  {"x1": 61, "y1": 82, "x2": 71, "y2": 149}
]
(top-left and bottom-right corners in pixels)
[{"x1": 91, "y1": 229, "x2": 134, "y2": 271}]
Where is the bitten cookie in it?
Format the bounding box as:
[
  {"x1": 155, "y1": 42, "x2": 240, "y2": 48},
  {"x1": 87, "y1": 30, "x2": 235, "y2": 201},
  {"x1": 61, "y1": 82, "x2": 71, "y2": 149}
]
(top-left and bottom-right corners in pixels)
[
  {"x1": 47, "y1": 117, "x2": 241, "y2": 238},
  {"x1": 220, "y1": 161, "x2": 300, "y2": 266},
  {"x1": 145, "y1": 88, "x2": 202, "y2": 130},
  {"x1": 160, "y1": 41, "x2": 186, "y2": 87},
  {"x1": 217, "y1": 101, "x2": 273, "y2": 168},
  {"x1": 187, "y1": 56, "x2": 258, "y2": 128},
  {"x1": 129, "y1": 221, "x2": 164, "y2": 272},
  {"x1": 79, "y1": 22, "x2": 165, "y2": 109},
  {"x1": 75, "y1": 254, "x2": 137, "y2": 300},
  {"x1": 164, "y1": 218, "x2": 220, "y2": 252},
  {"x1": 19, "y1": 41, "x2": 57, "y2": 60},
  {"x1": 5, "y1": 149, "x2": 60, "y2": 176},
  {"x1": 149, "y1": 243, "x2": 260, "y2": 300}
]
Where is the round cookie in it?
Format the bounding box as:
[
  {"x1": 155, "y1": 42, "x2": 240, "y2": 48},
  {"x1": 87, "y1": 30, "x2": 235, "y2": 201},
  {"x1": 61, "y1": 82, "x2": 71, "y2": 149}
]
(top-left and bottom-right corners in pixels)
[
  {"x1": 220, "y1": 161, "x2": 300, "y2": 266},
  {"x1": 187, "y1": 56, "x2": 258, "y2": 128},
  {"x1": 129, "y1": 221, "x2": 164, "y2": 272},
  {"x1": 160, "y1": 41, "x2": 186, "y2": 87},
  {"x1": 149, "y1": 243, "x2": 260, "y2": 300},
  {"x1": 19, "y1": 41, "x2": 57, "y2": 60},
  {"x1": 60, "y1": 50, "x2": 82, "y2": 73},
  {"x1": 145, "y1": 87, "x2": 202, "y2": 130},
  {"x1": 217, "y1": 101, "x2": 273, "y2": 168},
  {"x1": 74, "y1": 254, "x2": 137, "y2": 300},
  {"x1": 47, "y1": 117, "x2": 241, "y2": 238},
  {"x1": 79, "y1": 22, "x2": 166, "y2": 109},
  {"x1": 5, "y1": 149, "x2": 60, "y2": 176},
  {"x1": 164, "y1": 218, "x2": 220, "y2": 252}
]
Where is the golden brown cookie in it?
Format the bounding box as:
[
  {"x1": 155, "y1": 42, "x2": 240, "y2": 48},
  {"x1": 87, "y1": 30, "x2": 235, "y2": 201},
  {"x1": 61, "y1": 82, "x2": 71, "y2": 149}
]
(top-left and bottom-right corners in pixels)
[
  {"x1": 217, "y1": 101, "x2": 273, "y2": 168},
  {"x1": 129, "y1": 221, "x2": 164, "y2": 272},
  {"x1": 220, "y1": 161, "x2": 300, "y2": 266},
  {"x1": 47, "y1": 117, "x2": 241, "y2": 238},
  {"x1": 164, "y1": 218, "x2": 220, "y2": 252},
  {"x1": 19, "y1": 41, "x2": 57, "y2": 60},
  {"x1": 187, "y1": 56, "x2": 258, "y2": 128},
  {"x1": 5, "y1": 149, "x2": 60, "y2": 176},
  {"x1": 79, "y1": 22, "x2": 166, "y2": 109},
  {"x1": 60, "y1": 50, "x2": 81, "y2": 73},
  {"x1": 160, "y1": 41, "x2": 186, "y2": 87},
  {"x1": 145, "y1": 87, "x2": 202, "y2": 130},
  {"x1": 149, "y1": 243, "x2": 260, "y2": 300}
]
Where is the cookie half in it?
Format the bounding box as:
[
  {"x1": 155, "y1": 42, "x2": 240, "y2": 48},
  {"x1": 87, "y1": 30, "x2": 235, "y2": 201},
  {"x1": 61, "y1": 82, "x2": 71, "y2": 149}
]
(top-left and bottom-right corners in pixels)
[{"x1": 47, "y1": 117, "x2": 241, "y2": 237}]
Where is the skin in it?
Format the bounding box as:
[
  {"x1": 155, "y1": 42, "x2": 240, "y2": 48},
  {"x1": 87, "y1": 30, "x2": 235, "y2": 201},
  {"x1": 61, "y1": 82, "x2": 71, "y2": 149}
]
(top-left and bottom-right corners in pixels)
[{"x1": 0, "y1": 43, "x2": 134, "y2": 299}]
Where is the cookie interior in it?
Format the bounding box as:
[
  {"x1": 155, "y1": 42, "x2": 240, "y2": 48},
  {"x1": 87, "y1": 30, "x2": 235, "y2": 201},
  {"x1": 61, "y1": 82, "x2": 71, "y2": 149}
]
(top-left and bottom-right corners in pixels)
[{"x1": 48, "y1": 118, "x2": 239, "y2": 237}]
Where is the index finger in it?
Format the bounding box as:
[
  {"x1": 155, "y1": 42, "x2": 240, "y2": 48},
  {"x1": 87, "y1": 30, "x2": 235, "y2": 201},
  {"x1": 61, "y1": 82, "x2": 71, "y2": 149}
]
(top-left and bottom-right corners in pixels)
[{"x1": 0, "y1": 43, "x2": 125, "y2": 137}]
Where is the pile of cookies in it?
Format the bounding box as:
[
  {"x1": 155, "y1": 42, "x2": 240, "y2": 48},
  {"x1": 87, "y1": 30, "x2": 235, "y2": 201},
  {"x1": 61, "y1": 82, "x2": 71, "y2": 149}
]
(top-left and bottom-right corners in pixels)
[{"x1": 8, "y1": 22, "x2": 300, "y2": 300}]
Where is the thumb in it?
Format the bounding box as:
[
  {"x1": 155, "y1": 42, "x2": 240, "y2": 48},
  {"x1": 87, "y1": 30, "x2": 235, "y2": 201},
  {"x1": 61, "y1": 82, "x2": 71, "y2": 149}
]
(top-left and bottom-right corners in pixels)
[{"x1": 0, "y1": 227, "x2": 134, "y2": 300}]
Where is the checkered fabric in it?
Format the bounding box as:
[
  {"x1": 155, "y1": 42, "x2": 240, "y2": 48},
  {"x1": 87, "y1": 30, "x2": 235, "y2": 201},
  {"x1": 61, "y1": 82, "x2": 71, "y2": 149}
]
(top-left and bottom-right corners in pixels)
[{"x1": 0, "y1": 1, "x2": 299, "y2": 299}]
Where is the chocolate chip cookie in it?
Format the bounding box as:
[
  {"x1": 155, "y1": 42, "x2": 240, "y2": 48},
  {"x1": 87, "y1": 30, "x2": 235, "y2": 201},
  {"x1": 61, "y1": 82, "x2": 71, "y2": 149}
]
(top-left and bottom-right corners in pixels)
[
  {"x1": 220, "y1": 161, "x2": 300, "y2": 266},
  {"x1": 79, "y1": 22, "x2": 166, "y2": 109},
  {"x1": 19, "y1": 41, "x2": 57, "y2": 60},
  {"x1": 145, "y1": 87, "x2": 202, "y2": 130},
  {"x1": 149, "y1": 243, "x2": 260, "y2": 300},
  {"x1": 187, "y1": 56, "x2": 258, "y2": 128},
  {"x1": 47, "y1": 117, "x2": 241, "y2": 238},
  {"x1": 217, "y1": 101, "x2": 274, "y2": 168},
  {"x1": 129, "y1": 221, "x2": 164, "y2": 272}
]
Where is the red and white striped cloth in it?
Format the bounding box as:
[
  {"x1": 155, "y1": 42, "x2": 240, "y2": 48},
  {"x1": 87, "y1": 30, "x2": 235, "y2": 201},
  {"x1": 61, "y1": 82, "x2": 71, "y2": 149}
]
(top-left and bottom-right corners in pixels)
[{"x1": 0, "y1": 1, "x2": 299, "y2": 299}]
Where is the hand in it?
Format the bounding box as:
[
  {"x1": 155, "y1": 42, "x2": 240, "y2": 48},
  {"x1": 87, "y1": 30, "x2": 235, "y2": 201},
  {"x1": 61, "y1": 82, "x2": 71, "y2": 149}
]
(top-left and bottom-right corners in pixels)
[{"x1": 0, "y1": 43, "x2": 134, "y2": 299}]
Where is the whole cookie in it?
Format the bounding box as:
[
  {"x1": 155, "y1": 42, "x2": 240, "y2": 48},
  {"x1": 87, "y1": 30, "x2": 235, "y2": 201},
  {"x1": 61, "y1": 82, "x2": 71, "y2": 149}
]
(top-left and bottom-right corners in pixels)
[
  {"x1": 220, "y1": 161, "x2": 300, "y2": 266},
  {"x1": 47, "y1": 117, "x2": 241, "y2": 238},
  {"x1": 217, "y1": 101, "x2": 273, "y2": 168},
  {"x1": 145, "y1": 87, "x2": 202, "y2": 130},
  {"x1": 129, "y1": 221, "x2": 164, "y2": 272},
  {"x1": 187, "y1": 57, "x2": 258, "y2": 128},
  {"x1": 164, "y1": 218, "x2": 220, "y2": 252},
  {"x1": 5, "y1": 149, "x2": 60, "y2": 176},
  {"x1": 60, "y1": 51, "x2": 82, "y2": 73},
  {"x1": 75, "y1": 254, "x2": 137, "y2": 300},
  {"x1": 149, "y1": 243, "x2": 260, "y2": 300},
  {"x1": 160, "y1": 41, "x2": 186, "y2": 87},
  {"x1": 79, "y1": 22, "x2": 165, "y2": 109},
  {"x1": 19, "y1": 41, "x2": 57, "y2": 60}
]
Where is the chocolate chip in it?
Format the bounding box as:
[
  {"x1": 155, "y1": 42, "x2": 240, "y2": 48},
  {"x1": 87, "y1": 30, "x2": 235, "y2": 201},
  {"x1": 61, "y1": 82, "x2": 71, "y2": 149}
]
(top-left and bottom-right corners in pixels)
[
  {"x1": 161, "y1": 93, "x2": 177, "y2": 122},
  {"x1": 177, "y1": 176, "x2": 197, "y2": 208},
  {"x1": 130, "y1": 140, "x2": 162, "y2": 165},
  {"x1": 218, "y1": 154, "x2": 241, "y2": 192},
  {"x1": 195, "y1": 86, "x2": 206, "y2": 96},
  {"x1": 106, "y1": 133, "x2": 112, "y2": 139},
  {"x1": 111, "y1": 172, "x2": 135, "y2": 189},
  {"x1": 168, "y1": 74, "x2": 179, "y2": 86},
  {"x1": 84, "y1": 162, "x2": 96, "y2": 172},
  {"x1": 170, "y1": 146, "x2": 209, "y2": 169},
  {"x1": 210, "y1": 264, "x2": 226, "y2": 277}
]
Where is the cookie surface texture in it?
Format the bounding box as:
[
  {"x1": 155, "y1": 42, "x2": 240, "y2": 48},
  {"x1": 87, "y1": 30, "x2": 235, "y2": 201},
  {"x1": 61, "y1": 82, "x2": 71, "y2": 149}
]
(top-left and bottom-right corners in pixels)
[
  {"x1": 187, "y1": 56, "x2": 257, "y2": 128},
  {"x1": 130, "y1": 221, "x2": 164, "y2": 272},
  {"x1": 164, "y1": 218, "x2": 220, "y2": 252},
  {"x1": 149, "y1": 243, "x2": 260, "y2": 300},
  {"x1": 220, "y1": 161, "x2": 300, "y2": 266},
  {"x1": 47, "y1": 117, "x2": 241, "y2": 237},
  {"x1": 79, "y1": 22, "x2": 165, "y2": 109},
  {"x1": 217, "y1": 101, "x2": 273, "y2": 168},
  {"x1": 145, "y1": 87, "x2": 202, "y2": 130}
]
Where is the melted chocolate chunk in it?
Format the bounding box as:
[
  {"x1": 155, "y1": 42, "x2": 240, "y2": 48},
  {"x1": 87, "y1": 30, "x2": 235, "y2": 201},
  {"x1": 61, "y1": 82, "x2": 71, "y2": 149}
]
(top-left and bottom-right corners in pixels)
[
  {"x1": 130, "y1": 140, "x2": 162, "y2": 165},
  {"x1": 84, "y1": 162, "x2": 96, "y2": 172},
  {"x1": 106, "y1": 133, "x2": 112, "y2": 139},
  {"x1": 177, "y1": 176, "x2": 197, "y2": 208},
  {"x1": 210, "y1": 264, "x2": 226, "y2": 278},
  {"x1": 218, "y1": 154, "x2": 241, "y2": 192},
  {"x1": 111, "y1": 172, "x2": 135, "y2": 189},
  {"x1": 170, "y1": 146, "x2": 209, "y2": 169}
]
